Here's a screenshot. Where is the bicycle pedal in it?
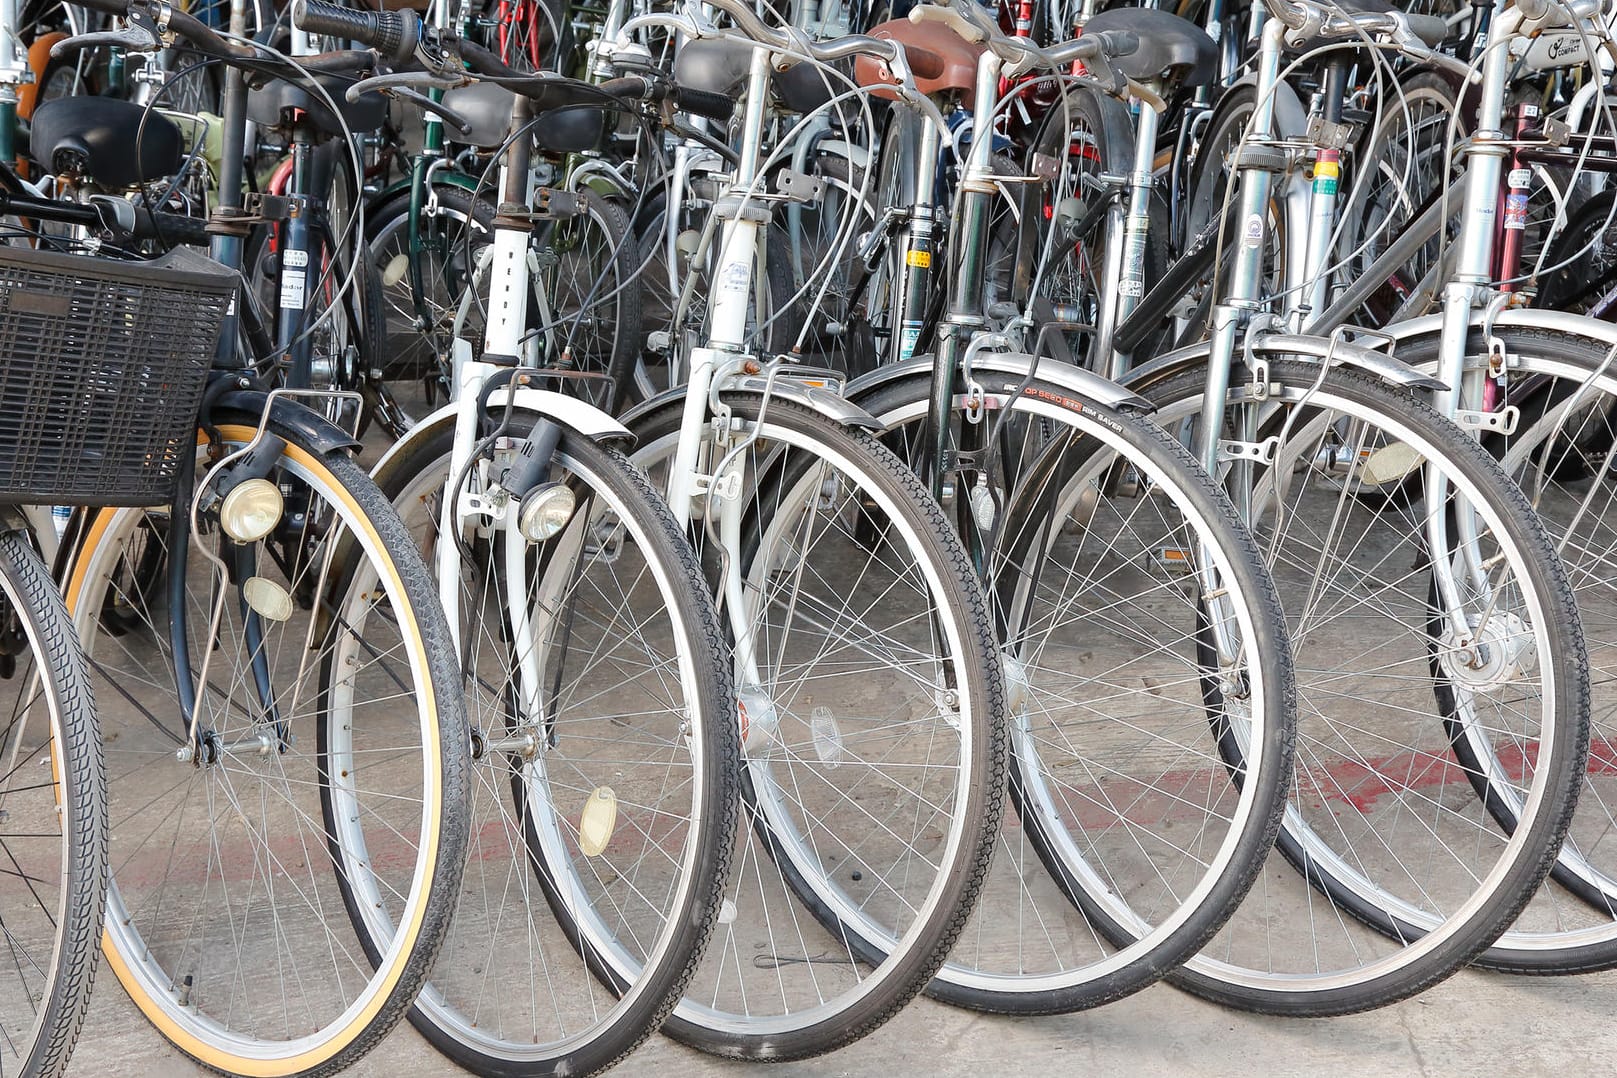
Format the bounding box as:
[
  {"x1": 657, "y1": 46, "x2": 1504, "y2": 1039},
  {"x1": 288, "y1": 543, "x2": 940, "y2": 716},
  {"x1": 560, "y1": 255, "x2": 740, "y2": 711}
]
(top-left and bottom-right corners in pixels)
[{"x1": 1150, "y1": 547, "x2": 1196, "y2": 578}]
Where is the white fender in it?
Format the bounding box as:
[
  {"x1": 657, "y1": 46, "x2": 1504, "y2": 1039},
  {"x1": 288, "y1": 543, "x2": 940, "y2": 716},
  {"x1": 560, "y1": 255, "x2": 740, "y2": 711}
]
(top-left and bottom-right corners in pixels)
[{"x1": 370, "y1": 386, "x2": 631, "y2": 481}]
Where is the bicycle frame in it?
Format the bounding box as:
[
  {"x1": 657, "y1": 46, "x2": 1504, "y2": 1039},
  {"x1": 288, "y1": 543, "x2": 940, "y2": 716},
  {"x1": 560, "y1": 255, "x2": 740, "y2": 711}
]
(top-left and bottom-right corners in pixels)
[
  {"x1": 1197, "y1": 10, "x2": 1487, "y2": 636},
  {"x1": 376, "y1": 81, "x2": 639, "y2": 757},
  {"x1": 662, "y1": 44, "x2": 774, "y2": 690}
]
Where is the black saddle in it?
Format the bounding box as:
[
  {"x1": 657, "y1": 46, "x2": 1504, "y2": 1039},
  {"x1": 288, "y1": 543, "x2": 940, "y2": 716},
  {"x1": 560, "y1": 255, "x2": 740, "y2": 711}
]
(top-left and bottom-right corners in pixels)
[
  {"x1": 246, "y1": 73, "x2": 387, "y2": 137},
  {"x1": 1084, "y1": 7, "x2": 1218, "y2": 88},
  {"x1": 441, "y1": 81, "x2": 516, "y2": 149},
  {"x1": 30, "y1": 97, "x2": 184, "y2": 188},
  {"x1": 674, "y1": 37, "x2": 842, "y2": 114}
]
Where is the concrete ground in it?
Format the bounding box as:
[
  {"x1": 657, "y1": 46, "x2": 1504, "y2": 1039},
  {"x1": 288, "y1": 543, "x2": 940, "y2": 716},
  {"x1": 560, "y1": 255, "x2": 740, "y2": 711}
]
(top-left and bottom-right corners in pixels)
[{"x1": 66, "y1": 961, "x2": 1617, "y2": 1077}]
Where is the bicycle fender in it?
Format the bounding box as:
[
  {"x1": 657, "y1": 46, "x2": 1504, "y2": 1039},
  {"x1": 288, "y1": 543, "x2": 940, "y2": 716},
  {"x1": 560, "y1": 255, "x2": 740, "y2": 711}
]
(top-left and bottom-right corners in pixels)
[
  {"x1": 1216, "y1": 73, "x2": 1308, "y2": 140},
  {"x1": 211, "y1": 389, "x2": 363, "y2": 455},
  {"x1": 370, "y1": 387, "x2": 632, "y2": 480},
  {"x1": 1121, "y1": 333, "x2": 1448, "y2": 396},
  {"x1": 846, "y1": 353, "x2": 1156, "y2": 415},
  {"x1": 619, "y1": 379, "x2": 886, "y2": 433},
  {"x1": 369, "y1": 169, "x2": 482, "y2": 208},
  {"x1": 1382, "y1": 308, "x2": 1617, "y2": 353}
]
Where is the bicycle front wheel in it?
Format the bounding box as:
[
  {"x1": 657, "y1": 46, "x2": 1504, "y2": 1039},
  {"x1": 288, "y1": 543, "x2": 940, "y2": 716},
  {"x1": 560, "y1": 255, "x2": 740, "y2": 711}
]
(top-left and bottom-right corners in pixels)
[
  {"x1": 1131, "y1": 357, "x2": 1588, "y2": 1014},
  {"x1": 848, "y1": 366, "x2": 1295, "y2": 1015},
  {"x1": 0, "y1": 529, "x2": 105, "y2": 1078},
  {"x1": 64, "y1": 416, "x2": 470, "y2": 1077},
  {"x1": 371, "y1": 413, "x2": 740, "y2": 1076},
  {"x1": 627, "y1": 393, "x2": 1006, "y2": 1060}
]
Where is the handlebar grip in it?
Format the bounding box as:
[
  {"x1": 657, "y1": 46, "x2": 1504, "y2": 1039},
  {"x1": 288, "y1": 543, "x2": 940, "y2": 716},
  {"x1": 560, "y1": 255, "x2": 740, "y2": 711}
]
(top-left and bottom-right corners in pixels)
[
  {"x1": 138, "y1": 208, "x2": 213, "y2": 247},
  {"x1": 903, "y1": 44, "x2": 945, "y2": 80},
  {"x1": 672, "y1": 85, "x2": 734, "y2": 121},
  {"x1": 1087, "y1": 29, "x2": 1138, "y2": 60},
  {"x1": 907, "y1": 4, "x2": 986, "y2": 43},
  {"x1": 292, "y1": 0, "x2": 418, "y2": 66},
  {"x1": 595, "y1": 75, "x2": 733, "y2": 121},
  {"x1": 298, "y1": 49, "x2": 379, "y2": 75}
]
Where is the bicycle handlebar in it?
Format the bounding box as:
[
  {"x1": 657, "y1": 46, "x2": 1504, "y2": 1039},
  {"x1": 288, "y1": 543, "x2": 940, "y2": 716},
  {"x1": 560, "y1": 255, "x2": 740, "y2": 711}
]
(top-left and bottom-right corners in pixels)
[
  {"x1": 691, "y1": 0, "x2": 943, "y2": 79},
  {"x1": 1251, "y1": 0, "x2": 1476, "y2": 82}
]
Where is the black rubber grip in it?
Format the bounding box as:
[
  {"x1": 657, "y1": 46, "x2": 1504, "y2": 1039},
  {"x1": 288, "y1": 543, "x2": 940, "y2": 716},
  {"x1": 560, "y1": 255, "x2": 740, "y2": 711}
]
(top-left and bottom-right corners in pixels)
[
  {"x1": 136, "y1": 208, "x2": 213, "y2": 247},
  {"x1": 71, "y1": 0, "x2": 129, "y2": 15},
  {"x1": 296, "y1": 49, "x2": 378, "y2": 75},
  {"x1": 596, "y1": 75, "x2": 651, "y2": 100},
  {"x1": 1090, "y1": 29, "x2": 1138, "y2": 60},
  {"x1": 292, "y1": 0, "x2": 418, "y2": 65},
  {"x1": 673, "y1": 85, "x2": 733, "y2": 122}
]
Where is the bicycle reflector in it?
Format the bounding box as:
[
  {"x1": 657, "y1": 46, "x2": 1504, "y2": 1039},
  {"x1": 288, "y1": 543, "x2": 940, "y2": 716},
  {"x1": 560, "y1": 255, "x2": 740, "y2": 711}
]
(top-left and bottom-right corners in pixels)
[
  {"x1": 517, "y1": 482, "x2": 576, "y2": 543},
  {"x1": 219, "y1": 478, "x2": 284, "y2": 543}
]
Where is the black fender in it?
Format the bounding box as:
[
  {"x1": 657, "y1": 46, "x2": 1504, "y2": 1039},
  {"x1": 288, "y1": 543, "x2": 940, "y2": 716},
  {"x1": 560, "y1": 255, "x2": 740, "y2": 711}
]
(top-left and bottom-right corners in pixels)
[{"x1": 209, "y1": 388, "x2": 363, "y2": 456}]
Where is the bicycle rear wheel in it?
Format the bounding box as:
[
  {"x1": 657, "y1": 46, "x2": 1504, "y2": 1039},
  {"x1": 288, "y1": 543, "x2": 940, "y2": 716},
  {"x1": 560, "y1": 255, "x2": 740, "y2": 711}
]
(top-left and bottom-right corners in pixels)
[
  {"x1": 0, "y1": 528, "x2": 105, "y2": 1078},
  {"x1": 1130, "y1": 357, "x2": 1588, "y2": 1014},
  {"x1": 65, "y1": 415, "x2": 470, "y2": 1077}
]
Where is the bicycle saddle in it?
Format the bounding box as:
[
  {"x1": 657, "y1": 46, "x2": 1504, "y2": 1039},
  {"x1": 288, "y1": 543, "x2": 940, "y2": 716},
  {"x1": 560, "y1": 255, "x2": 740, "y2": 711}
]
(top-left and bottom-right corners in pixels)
[
  {"x1": 1083, "y1": 8, "x2": 1217, "y2": 88},
  {"x1": 531, "y1": 105, "x2": 605, "y2": 154},
  {"x1": 29, "y1": 97, "x2": 183, "y2": 188},
  {"x1": 246, "y1": 73, "x2": 386, "y2": 138},
  {"x1": 442, "y1": 80, "x2": 516, "y2": 149},
  {"x1": 855, "y1": 18, "x2": 983, "y2": 99},
  {"x1": 674, "y1": 38, "x2": 853, "y2": 114}
]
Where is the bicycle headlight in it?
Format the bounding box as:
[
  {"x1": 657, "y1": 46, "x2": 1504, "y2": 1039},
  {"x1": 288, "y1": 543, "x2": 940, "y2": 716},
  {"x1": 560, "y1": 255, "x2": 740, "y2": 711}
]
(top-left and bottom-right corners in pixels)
[
  {"x1": 517, "y1": 482, "x2": 576, "y2": 543},
  {"x1": 219, "y1": 478, "x2": 284, "y2": 543}
]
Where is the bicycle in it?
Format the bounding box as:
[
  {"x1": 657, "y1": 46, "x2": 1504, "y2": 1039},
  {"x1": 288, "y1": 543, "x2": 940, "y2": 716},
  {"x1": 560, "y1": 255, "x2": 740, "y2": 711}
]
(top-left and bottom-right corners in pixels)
[
  {"x1": 802, "y1": 5, "x2": 1303, "y2": 1016},
  {"x1": 291, "y1": 3, "x2": 744, "y2": 1073},
  {"x1": 1036, "y1": 0, "x2": 1595, "y2": 1012},
  {"x1": 39, "y1": 2, "x2": 478, "y2": 1071},
  {"x1": 598, "y1": 0, "x2": 1013, "y2": 1056}
]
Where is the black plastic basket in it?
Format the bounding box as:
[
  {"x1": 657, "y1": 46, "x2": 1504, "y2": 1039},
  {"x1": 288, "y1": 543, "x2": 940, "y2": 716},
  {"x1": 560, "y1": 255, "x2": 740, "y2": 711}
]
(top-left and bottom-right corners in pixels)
[{"x1": 0, "y1": 245, "x2": 237, "y2": 506}]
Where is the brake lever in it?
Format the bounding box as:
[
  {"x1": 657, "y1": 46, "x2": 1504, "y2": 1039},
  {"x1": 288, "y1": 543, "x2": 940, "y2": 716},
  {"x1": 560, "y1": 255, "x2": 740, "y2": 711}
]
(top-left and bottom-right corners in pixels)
[
  {"x1": 346, "y1": 70, "x2": 465, "y2": 101},
  {"x1": 384, "y1": 85, "x2": 476, "y2": 136},
  {"x1": 1390, "y1": 28, "x2": 1480, "y2": 83},
  {"x1": 51, "y1": 25, "x2": 159, "y2": 57}
]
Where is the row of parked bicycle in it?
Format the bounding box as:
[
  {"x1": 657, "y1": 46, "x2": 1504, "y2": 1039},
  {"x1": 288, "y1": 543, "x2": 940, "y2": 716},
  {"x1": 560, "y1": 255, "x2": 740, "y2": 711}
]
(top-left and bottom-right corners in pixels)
[{"x1": 0, "y1": 0, "x2": 1615, "y2": 1073}]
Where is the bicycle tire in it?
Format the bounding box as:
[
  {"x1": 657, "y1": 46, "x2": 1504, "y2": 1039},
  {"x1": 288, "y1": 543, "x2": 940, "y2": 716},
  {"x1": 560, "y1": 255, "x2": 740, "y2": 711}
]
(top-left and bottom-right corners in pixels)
[
  {"x1": 624, "y1": 392, "x2": 1007, "y2": 1059},
  {"x1": 64, "y1": 415, "x2": 470, "y2": 1077},
  {"x1": 367, "y1": 412, "x2": 740, "y2": 1076},
  {"x1": 0, "y1": 529, "x2": 106, "y2": 1078},
  {"x1": 1129, "y1": 357, "x2": 1588, "y2": 1014}
]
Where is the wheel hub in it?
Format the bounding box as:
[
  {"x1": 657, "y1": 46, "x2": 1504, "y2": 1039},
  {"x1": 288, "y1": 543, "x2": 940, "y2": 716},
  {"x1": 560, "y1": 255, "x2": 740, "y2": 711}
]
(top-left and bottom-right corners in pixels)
[{"x1": 1440, "y1": 612, "x2": 1537, "y2": 693}]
